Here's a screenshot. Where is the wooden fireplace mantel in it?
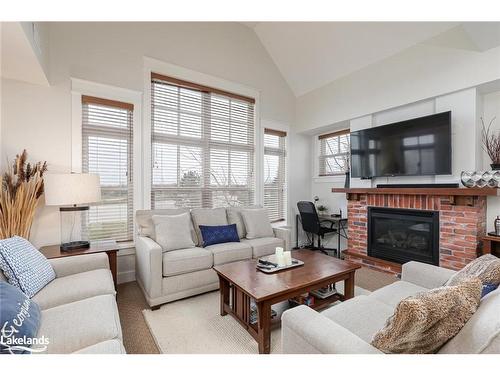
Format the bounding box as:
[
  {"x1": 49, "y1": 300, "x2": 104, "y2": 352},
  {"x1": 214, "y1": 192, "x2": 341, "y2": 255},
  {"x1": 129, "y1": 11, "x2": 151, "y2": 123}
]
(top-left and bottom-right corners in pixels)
[{"x1": 332, "y1": 187, "x2": 498, "y2": 206}]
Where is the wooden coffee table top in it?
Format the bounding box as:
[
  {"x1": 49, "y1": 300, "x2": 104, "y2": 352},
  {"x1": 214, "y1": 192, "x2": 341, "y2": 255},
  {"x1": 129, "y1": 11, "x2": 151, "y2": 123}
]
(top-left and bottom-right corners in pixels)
[{"x1": 213, "y1": 249, "x2": 360, "y2": 302}]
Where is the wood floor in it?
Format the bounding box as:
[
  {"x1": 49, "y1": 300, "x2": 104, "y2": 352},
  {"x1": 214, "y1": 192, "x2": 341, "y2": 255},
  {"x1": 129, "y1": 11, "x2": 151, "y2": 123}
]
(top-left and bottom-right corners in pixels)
[{"x1": 116, "y1": 266, "x2": 397, "y2": 354}]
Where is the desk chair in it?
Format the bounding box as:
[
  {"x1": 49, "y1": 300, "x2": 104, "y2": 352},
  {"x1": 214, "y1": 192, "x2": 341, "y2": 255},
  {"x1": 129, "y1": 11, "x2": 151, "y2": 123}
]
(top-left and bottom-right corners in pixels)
[{"x1": 297, "y1": 201, "x2": 337, "y2": 255}]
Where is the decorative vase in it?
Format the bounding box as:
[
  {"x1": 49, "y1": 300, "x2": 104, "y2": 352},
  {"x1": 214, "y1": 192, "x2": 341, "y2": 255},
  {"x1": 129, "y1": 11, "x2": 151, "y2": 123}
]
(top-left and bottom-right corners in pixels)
[
  {"x1": 344, "y1": 171, "x2": 350, "y2": 189},
  {"x1": 491, "y1": 164, "x2": 500, "y2": 171}
]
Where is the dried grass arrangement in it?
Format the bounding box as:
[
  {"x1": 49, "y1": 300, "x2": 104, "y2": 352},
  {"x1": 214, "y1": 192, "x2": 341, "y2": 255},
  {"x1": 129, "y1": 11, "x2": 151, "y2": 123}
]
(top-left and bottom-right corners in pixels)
[
  {"x1": 481, "y1": 117, "x2": 500, "y2": 168},
  {"x1": 0, "y1": 150, "x2": 47, "y2": 239}
]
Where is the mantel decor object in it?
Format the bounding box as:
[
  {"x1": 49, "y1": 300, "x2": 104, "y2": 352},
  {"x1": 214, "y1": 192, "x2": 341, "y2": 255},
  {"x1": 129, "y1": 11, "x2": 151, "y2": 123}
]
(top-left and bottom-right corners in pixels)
[
  {"x1": 461, "y1": 171, "x2": 500, "y2": 188},
  {"x1": 44, "y1": 173, "x2": 101, "y2": 251}
]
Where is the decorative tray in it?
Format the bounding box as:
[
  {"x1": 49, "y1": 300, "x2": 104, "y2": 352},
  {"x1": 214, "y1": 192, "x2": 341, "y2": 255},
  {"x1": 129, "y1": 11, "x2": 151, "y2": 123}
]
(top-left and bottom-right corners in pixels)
[{"x1": 256, "y1": 254, "x2": 304, "y2": 274}]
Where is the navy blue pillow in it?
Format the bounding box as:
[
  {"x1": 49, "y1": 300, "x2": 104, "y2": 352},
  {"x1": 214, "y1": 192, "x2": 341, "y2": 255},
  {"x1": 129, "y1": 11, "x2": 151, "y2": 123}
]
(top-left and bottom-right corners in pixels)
[
  {"x1": 199, "y1": 224, "x2": 240, "y2": 247},
  {"x1": 481, "y1": 283, "x2": 499, "y2": 298},
  {"x1": 0, "y1": 281, "x2": 42, "y2": 354}
]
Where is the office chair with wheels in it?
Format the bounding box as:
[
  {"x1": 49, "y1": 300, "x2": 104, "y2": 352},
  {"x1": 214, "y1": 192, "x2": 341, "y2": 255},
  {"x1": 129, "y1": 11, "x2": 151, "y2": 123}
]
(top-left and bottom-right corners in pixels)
[{"x1": 297, "y1": 201, "x2": 337, "y2": 256}]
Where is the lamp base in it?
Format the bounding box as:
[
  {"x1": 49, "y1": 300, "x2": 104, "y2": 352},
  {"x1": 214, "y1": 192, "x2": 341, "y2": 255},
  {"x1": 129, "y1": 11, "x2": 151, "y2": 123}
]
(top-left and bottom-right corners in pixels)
[{"x1": 60, "y1": 241, "x2": 90, "y2": 252}]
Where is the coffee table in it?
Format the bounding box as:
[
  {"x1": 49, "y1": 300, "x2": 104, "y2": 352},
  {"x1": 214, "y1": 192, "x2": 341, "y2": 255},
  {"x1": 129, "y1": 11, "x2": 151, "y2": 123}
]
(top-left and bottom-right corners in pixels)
[{"x1": 213, "y1": 249, "x2": 361, "y2": 354}]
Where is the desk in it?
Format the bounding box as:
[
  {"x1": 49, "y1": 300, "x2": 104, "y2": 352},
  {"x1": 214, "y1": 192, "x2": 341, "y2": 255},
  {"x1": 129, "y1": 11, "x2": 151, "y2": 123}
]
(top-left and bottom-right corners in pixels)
[{"x1": 295, "y1": 214, "x2": 348, "y2": 258}]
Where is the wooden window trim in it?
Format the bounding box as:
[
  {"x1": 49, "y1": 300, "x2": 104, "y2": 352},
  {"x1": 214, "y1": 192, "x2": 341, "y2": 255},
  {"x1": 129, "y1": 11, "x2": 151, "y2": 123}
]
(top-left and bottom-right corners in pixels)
[
  {"x1": 264, "y1": 128, "x2": 287, "y2": 137},
  {"x1": 318, "y1": 129, "x2": 349, "y2": 140},
  {"x1": 82, "y1": 95, "x2": 134, "y2": 111},
  {"x1": 151, "y1": 72, "x2": 255, "y2": 104}
]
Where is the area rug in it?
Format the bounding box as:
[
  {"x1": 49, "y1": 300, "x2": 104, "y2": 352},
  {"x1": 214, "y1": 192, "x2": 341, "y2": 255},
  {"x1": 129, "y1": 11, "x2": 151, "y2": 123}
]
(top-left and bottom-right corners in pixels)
[{"x1": 143, "y1": 283, "x2": 370, "y2": 354}]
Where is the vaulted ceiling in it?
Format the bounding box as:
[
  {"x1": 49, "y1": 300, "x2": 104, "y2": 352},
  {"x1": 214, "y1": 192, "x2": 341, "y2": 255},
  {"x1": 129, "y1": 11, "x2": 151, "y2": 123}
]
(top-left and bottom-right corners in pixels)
[{"x1": 245, "y1": 22, "x2": 500, "y2": 97}]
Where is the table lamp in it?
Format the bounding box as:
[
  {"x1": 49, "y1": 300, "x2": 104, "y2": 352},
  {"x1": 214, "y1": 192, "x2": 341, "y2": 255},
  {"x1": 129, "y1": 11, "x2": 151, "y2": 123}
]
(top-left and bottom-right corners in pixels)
[{"x1": 44, "y1": 173, "x2": 101, "y2": 251}]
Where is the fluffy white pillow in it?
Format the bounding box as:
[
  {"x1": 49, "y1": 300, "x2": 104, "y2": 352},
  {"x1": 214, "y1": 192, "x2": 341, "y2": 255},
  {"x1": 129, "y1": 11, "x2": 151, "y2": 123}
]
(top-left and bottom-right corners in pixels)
[
  {"x1": 240, "y1": 208, "x2": 274, "y2": 239},
  {"x1": 152, "y1": 213, "x2": 195, "y2": 252}
]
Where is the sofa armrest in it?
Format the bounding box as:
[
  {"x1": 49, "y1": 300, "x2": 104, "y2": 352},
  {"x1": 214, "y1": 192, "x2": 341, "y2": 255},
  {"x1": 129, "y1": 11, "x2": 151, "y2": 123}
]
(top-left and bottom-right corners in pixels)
[
  {"x1": 135, "y1": 236, "x2": 163, "y2": 301},
  {"x1": 273, "y1": 227, "x2": 291, "y2": 251},
  {"x1": 401, "y1": 261, "x2": 456, "y2": 289},
  {"x1": 49, "y1": 253, "x2": 109, "y2": 278},
  {"x1": 281, "y1": 305, "x2": 382, "y2": 354}
]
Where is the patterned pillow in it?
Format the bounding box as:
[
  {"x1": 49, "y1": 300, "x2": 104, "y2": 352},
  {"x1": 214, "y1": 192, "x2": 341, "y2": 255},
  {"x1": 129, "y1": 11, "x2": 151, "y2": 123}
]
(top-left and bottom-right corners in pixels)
[
  {"x1": 371, "y1": 277, "x2": 482, "y2": 354},
  {"x1": 0, "y1": 236, "x2": 55, "y2": 297},
  {"x1": 446, "y1": 254, "x2": 500, "y2": 286},
  {"x1": 199, "y1": 224, "x2": 240, "y2": 247}
]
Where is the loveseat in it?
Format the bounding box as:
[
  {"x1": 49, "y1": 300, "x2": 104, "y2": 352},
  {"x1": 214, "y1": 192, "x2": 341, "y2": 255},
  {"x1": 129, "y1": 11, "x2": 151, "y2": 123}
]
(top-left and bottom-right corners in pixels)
[
  {"x1": 135, "y1": 207, "x2": 291, "y2": 309},
  {"x1": 281, "y1": 261, "x2": 500, "y2": 354},
  {"x1": 0, "y1": 253, "x2": 125, "y2": 354}
]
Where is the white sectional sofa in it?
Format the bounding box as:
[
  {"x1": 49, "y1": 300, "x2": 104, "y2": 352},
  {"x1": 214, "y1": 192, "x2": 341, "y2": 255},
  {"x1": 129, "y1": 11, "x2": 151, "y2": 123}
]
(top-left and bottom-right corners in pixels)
[
  {"x1": 0, "y1": 253, "x2": 125, "y2": 354},
  {"x1": 135, "y1": 207, "x2": 291, "y2": 309},
  {"x1": 282, "y1": 261, "x2": 500, "y2": 354}
]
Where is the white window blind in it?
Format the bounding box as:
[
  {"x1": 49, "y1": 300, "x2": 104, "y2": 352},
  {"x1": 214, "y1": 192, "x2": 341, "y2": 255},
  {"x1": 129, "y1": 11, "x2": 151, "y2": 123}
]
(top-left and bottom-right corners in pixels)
[
  {"x1": 264, "y1": 129, "x2": 287, "y2": 222},
  {"x1": 319, "y1": 130, "x2": 350, "y2": 176},
  {"x1": 82, "y1": 95, "x2": 134, "y2": 242},
  {"x1": 151, "y1": 73, "x2": 256, "y2": 209}
]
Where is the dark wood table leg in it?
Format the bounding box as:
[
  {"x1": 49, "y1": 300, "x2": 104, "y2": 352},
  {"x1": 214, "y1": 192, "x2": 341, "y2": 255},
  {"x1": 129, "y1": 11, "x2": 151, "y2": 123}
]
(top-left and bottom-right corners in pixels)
[
  {"x1": 483, "y1": 239, "x2": 492, "y2": 255},
  {"x1": 107, "y1": 250, "x2": 118, "y2": 289},
  {"x1": 256, "y1": 301, "x2": 271, "y2": 354},
  {"x1": 344, "y1": 271, "x2": 355, "y2": 300},
  {"x1": 218, "y1": 276, "x2": 230, "y2": 316}
]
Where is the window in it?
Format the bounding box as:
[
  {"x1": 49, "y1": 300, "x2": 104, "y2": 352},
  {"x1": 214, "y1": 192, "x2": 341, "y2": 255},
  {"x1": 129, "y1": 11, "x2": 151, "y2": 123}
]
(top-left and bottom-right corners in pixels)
[
  {"x1": 151, "y1": 73, "x2": 255, "y2": 209},
  {"x1": 319, "y1": 130, "x2": 350, "y2": 176},
  {"x1": 82, "y1": 95, "x2": 134, "y2": 242},
  {"x1": 264, "y1": 129, "x2": 287, "y2": 222}
]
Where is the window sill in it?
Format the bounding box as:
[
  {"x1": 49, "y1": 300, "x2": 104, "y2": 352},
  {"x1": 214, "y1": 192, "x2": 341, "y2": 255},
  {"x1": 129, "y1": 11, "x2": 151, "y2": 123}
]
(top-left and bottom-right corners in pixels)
[{"x1": 313, "y1": 175, "x2": 347, "y2": 184}]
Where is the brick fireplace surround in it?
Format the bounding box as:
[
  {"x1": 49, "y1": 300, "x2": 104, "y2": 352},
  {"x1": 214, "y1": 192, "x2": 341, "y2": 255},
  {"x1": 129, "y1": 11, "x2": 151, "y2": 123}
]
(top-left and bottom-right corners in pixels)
[{"x1": 332, "y1": 188, "x2": 495, "y2": 274}]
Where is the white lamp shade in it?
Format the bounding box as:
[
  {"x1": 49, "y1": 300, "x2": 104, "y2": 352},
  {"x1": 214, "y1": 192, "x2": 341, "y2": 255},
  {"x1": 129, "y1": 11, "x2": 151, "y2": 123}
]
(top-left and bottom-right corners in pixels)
[{"x1": 44, "y1": 173, "x2": 101, "y2": 206}]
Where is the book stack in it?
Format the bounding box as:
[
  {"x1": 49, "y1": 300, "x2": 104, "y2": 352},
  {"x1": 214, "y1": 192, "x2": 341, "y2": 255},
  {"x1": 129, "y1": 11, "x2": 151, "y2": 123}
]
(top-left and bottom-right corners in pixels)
[{"x1": 249, "y1": 299, "x2": 277, "y2": 324}]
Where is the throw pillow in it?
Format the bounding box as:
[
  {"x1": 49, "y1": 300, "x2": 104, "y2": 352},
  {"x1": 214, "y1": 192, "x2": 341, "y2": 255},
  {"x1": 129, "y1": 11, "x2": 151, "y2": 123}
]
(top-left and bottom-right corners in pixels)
[
  {"x1": 240, "y1": 208, "x2": 274, "y2": 239},
  {"x1": 0, "y1": 281, "x2": 42, "y2": 354},
  {"x1": 152, "y1": 213, "x2": 195, "y2": 252},
  {"x1": 191, "y1": 208, "x2": 228, "y2": 244},
  {"x1": 0, "y1": 236, "x2": 55, "y2": 298},
  {"x1": 446, "y1": 254, "x2": 500, "y2": 287},
  {"x1": 482, "y1": 283, "x2": 499, "y2": 298},
  {"x1": 227, "y1": 205, "x2": 261, "y2": 239},
  {"x1": 199, "y1": 224, "x2": 240, "y2": 247},
  {"x1": 371, "y1": 277, "x2": 482, "y2": 354}
]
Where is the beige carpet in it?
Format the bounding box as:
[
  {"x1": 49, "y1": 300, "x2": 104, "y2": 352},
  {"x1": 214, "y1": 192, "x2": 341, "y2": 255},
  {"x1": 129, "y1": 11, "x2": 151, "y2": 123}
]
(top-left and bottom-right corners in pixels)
[{"x1": 142, "y1": 282, "x2": 376, "y2": 354}]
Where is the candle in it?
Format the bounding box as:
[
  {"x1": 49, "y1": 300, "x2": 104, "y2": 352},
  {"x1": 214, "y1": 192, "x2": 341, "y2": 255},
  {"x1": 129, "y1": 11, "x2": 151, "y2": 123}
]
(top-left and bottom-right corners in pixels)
[
  {"x1": 283, "y1": 251, "x2": 292, "y2": 266},
  {"x1": 275, "y1": 247, "x2": 285, "y2": 266}
]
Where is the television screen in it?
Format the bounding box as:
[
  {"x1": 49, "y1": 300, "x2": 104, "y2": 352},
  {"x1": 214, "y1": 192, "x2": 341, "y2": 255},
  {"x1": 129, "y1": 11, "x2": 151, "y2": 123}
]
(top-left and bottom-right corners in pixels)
[{"x1": 350, "y1": 111, "x2": 452, "y2": 178}]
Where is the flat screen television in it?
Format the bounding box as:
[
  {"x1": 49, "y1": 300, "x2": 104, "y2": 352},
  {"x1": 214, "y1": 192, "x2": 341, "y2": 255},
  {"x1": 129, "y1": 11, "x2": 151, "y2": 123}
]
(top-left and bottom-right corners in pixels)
[{"x1": 350, "y1": 111, "x2": 452, "y2": 178}]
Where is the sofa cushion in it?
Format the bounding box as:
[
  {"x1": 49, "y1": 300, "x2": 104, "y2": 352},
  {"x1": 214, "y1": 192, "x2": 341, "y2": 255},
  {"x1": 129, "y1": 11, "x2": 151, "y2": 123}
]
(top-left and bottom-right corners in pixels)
[
  {"x1": 73, "y1": 339, "x2": 126, "y2": 354},
  {"x1": 136, "y1": 208, "x2": 198, "y2": 245},
  {"x1": 153, "y1": 213, "x2": 196, "y2": 252},
  {"x1": 439, "y1": 286, "x2": 500, "y2": 354},
  {"x1": 371, "y1": 277, "x2": 482, "y2": 354},
  {"x1": 32, "y1": 269, "x2": 115, "y2": 310},
  {"x1": 369, "y1": 281, "x2": 428, "y2": 308},
  {"x1": 162, "y1": 247, "x2": 213, "y2": 277},
  {"x1": 242, "y1": 237, "x2": 283, "y2": 258},
  {"x1": 240, "y1": 208, "x2": 273, "y2": 239},
  {"x1": 206, "y1": 241, "x2": 252, "y2": 265},
  {"x1": 191, "y1": 208, "x2": 228, "y2": 244},
  {"x1": 0, "y1": 281, "x2": 42, "y2": 354},
  {"x1": 226, "y1": 205, "x2": 261, "y2": 239},
  {"x1": 35, "y1": 294, "x2": 122, "y2": 354},
  {"x1": 199, "y1": 224, "x2": 240, "y2": 247},
  {"x1": 0, "y1": 236, "x2": 55, "y2": 297},
  {"x1": 322, "y1": 295, "x2": 395, "y2": 343}
]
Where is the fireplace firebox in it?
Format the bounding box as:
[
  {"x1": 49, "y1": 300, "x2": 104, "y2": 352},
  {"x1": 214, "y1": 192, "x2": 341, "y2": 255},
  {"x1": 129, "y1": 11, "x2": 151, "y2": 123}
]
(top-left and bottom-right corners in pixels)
[{"x1": 367, "y1": 207, "x2": 439, "y2": 266}]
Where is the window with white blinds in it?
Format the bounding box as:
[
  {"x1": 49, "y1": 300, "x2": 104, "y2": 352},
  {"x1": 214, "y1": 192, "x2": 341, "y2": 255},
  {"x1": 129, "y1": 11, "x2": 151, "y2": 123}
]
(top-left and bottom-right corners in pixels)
[
  {"x1": 151, "y1": 73, "x2": 256, "y2": 209},
  {"x1": 82, "y1": 95, "x2": 134, "y2": 242},
  {"x1": 264, "y1": 129, "x2": 287, "y2": 222},
  {"x1": 319, "y1": 130, "x2": 350, "y2": 176}
]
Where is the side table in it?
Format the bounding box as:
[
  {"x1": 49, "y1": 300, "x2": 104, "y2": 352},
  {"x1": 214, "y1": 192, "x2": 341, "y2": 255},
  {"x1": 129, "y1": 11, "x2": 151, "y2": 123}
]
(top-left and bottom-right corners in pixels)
[{"x1": 39, "y1": 241, "x2": 119, "y2": 288}]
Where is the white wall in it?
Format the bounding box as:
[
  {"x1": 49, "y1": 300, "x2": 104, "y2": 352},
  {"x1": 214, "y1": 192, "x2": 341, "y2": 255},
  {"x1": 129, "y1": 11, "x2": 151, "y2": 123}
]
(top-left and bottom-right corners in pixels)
[
  {"x1": 0, "y1": 22, "x2": 298, "y2": 283},
  {"x1": 483, "y1": 90, "x2": 500, "y2": 231},
  {"x1": 296, "y1": 43, "x2": 500, "y2": 133}
]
